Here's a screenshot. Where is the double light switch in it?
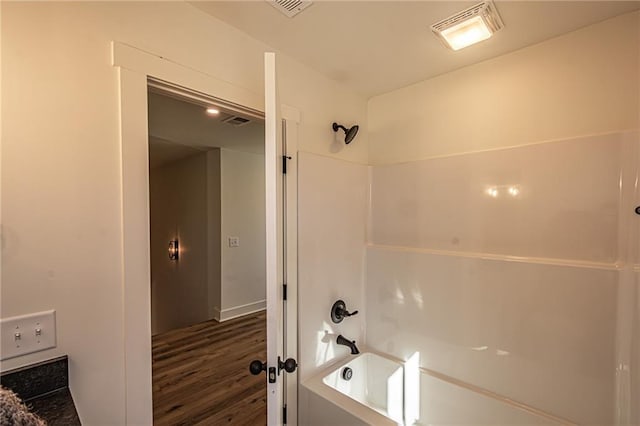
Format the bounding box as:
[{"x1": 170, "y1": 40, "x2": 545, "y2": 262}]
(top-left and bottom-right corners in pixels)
[{"x1": 1, "y1": 310, "x2": 56, "y2": 360}]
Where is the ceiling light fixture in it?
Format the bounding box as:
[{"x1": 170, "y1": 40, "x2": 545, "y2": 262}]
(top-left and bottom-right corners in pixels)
[
  {"x1": 206, "y1": 107, "x2": 220, "y2": 115},
  {"x1": 431, "y1": 1, "x2": 504, "y2": 51}
]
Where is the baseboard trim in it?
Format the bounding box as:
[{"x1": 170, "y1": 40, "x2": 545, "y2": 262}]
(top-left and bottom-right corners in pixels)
[{"x1": 217, "y1": 300, "x2": 266, "y2": 322}]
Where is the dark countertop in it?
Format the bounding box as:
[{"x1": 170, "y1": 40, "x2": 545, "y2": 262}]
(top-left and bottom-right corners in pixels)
[
  {"x1": 28, "y1": 389, "x2": 81, "y2": 426},
  {"x1": 1, "y1": 356, "x2": 81, "y2": 425}
]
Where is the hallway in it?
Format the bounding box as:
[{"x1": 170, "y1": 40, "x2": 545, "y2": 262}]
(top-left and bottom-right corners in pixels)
[{"x1": 152, "y1": 311, "x2": 267, "y2": 425}]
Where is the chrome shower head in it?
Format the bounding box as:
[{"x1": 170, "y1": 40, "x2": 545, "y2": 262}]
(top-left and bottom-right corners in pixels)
[{"x1": 332, "y1": 122, "x2": 359, "y2": 144}]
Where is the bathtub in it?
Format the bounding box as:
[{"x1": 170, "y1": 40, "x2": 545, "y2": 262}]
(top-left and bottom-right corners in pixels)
[
  {"x1": 323, "y1": 352, "x2": 405, "y2": 423},
  {"x1": 302, "y1": 352, "x2": 403, "y2": 425},
  {"x1": 302, "y1": 350, "x2": 568, "y2": 425}
]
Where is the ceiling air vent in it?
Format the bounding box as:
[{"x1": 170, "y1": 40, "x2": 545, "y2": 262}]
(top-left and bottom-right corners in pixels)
[
  {"x1": 431, "y1": 1, "x2": 504, "y2": 51},
  {"x1": 222, "y1": 116, "x2": 251, "y2": 127},
  {"x1": 267, "y1": 0, "x2": 313, "y2": 18}
]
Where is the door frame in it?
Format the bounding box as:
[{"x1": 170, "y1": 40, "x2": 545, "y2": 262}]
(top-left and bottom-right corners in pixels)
[{"x1": 113, "y1": 42, "x2": 298, "y2": 425}]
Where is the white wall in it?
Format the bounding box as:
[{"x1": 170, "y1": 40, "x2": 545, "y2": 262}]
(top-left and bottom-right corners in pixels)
[
  {"x1": 149, "y1": 152, "x2": 209, "y2": 335},
  {"x1": 298, "y1": 153, "x2": 368, "y2": 381},
  {"x1": 0, "y1": 2, "x2": 368, "y2": 424},
  {"x1": 219, "y1": 148, "x2": 266, "y2": 320},
  {"x1": 366, "y1": 11, "x2": 640, "y2": 425},
  {"x1": 369, "y1": 11, "x2": 640, "y2": 165}
]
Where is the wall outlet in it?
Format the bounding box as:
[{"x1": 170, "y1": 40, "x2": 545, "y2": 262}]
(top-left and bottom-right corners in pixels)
[
  {"x1": 1, "y1": 310, "x2": 56, "y2": 360},
  {"x1": 228, "y1": 237, "x2": 240, "y2": 248}
]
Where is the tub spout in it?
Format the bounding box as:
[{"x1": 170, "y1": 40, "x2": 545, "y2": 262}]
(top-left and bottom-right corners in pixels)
[{"x1": 336, "y1": 334, "x2": 360, "y2": 355}]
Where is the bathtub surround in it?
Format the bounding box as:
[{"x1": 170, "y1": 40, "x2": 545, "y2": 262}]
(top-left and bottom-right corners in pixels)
[
  {"x1": 298, "y1": 152, "x2": 368, "y2": 382},
  {"x1": 315, "y1": 133, "x2": 638, "y2": 424},
  {"x1": 370, "y1": 133, "x2": 625, "y2": 263},
  {"x1": 365, "y1": 11, "x2": 639, "y2": 426},
  {"x1": 366, "y1": 245, "x2": 618, "y2": 423}
]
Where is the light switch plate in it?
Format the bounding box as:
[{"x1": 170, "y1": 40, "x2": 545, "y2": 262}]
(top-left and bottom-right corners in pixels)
[
  {"x1": 228, "y1": 236, "x2": 240, "y2": 248},
  {"x1": 1, "y1": 310, "x2": 56, "y2": 360}
]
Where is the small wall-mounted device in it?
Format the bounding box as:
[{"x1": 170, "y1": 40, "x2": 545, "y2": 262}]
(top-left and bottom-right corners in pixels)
[
  {"x1": 1, "y1": 310, "x2": 57, "y2": 360},
  {"x1": 168, "y1": 240, "x2": 179, "y2": 260}
]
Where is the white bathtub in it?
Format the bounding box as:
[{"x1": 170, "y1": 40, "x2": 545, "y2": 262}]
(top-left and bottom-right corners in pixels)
[
  {"x1": 302, "y1": 351, "x2": 567, "y2": 425},
  {"x1": 323, "y1": 353, "x2": 404, "y2": 423},
  {"x1": 303, "y1": 352, "x2": 403, "y2": 425}
]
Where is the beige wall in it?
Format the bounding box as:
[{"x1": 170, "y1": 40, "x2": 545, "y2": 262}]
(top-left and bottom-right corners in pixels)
[
  {"x1": 150, "y1": 152, "x2": 209, "y2": 335},
  {"x1": 150, "y1": 147, "x2": 265, "y2": 329},
  {"x1": 219, "y1": 148, "x2": 266, "y2": 319},
  {"x1": 206, "y1": 149, "x2": 222, "y2": 319},
  {"x1": 0, "y1": 2, "x2": 367, "y2": 424},
  {"x1": 369, "y1": 11, "x2": 640, "y2": 164}
]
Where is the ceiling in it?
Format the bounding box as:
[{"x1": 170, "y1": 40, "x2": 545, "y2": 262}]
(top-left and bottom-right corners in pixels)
[
  {"x1": 148, "y1": 91, "x2": 265, "y2": 168},
  {"x1": 192, "y1": 1, "x2": 640, "y2": 97}
]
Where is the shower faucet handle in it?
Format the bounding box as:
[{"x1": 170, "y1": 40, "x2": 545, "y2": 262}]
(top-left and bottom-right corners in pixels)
[
  {"x1": 344, "y1": 309, "x2": 359, "y2": 317},
  {"x1": 331, "y1": 300, "x2": 359, "y2": 324}
]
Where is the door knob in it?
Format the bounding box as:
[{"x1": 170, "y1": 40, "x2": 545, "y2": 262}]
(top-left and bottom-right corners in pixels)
[
  {"x1": 249, "y1": 360, "x2": 267, "y2": 375},
  {"x1": 279, "y1": 357, "x2": 297, "y2": 374},
  {"x1": 249, "y1": 360, "x2": 277, "y2": 383}
]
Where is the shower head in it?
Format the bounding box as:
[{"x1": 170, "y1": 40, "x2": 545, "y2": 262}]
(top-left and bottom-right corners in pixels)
[{"x1": 332, "y1": 122, "x2": 359, "y2": 144}]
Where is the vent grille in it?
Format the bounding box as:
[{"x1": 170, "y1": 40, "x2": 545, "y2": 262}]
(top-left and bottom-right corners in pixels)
[
  {"x1": 267, "y1": 0, "x2": 313, "y2": 18},
  {"x1": 431, "y1": 1, "x2": 503, "y2": 33},
  {"x1": 222, "y1": 116, "x2": 251, "y2": 127}
]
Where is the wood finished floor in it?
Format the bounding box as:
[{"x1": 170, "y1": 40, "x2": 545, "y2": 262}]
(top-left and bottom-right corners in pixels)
[{"x1": 152, "y1": 311, "x2": 267, "y2": 426}]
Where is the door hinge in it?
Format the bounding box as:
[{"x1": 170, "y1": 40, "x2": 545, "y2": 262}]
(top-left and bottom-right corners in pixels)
[
  {"x1": 283, "y1": 283, "x2": 287, "y2": 301},
  {"x1": 283, "y1": 404, "x2": 287, "y2": 424},
  {"x1": 282, "y1": 155, "x2": 291, "y2": 174}
]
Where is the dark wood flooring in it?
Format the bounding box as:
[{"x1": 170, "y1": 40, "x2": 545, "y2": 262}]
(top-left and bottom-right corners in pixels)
[{"x1": 152, "y1": 311, "x2": 267, "y2": 425}]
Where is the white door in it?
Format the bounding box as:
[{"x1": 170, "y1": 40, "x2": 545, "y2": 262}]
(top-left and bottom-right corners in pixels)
[{"x1": 251, "y1": 52, "x2": 298, "y2": 426}]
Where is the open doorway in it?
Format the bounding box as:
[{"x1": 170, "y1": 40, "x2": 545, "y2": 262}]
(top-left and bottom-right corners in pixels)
[{"x1": 147, "y1": 86, "x2": 267, "y2": 424}]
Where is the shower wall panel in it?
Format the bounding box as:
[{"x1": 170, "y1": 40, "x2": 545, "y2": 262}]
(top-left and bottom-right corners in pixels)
[
  {"x1": 366, "y1": 246, "x2": 617, "y2": 424},
  {"x1": 370, "y1": 133, "x2": 625, "y2": 263},
  {"x1": 298, "y1": 152, "x2": 368, "y2": 381},
  {"x1": 365, "y1": 131, "x2": 639, "y2": 424}
]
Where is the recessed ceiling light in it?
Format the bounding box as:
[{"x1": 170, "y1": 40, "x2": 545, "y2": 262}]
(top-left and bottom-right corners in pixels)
[
  {"x1": 206, "y1": 107, "x2": 220, "y2": 115},
  {"x1": 431, "y1": 1, "x2": 503, "y2": 51}
]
